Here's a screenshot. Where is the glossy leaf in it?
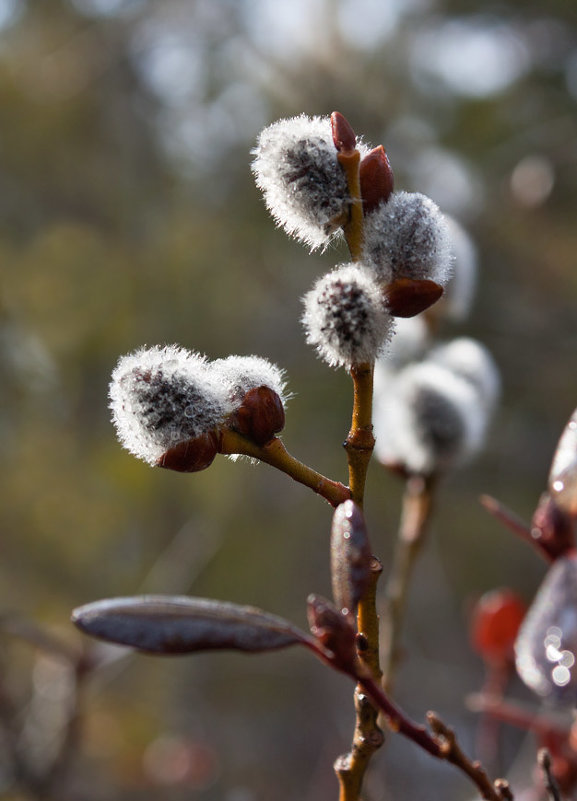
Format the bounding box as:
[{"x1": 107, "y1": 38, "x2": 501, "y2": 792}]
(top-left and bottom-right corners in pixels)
[{"x1": 72, "y1": 596, "x2": 307, "y2": 655}]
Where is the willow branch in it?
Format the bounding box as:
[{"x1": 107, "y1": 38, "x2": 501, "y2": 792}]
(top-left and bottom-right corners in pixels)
[
  {"x1": 334, "y1": 558, "x2": 384, "y2": 801},
  {"x1": 539, "y1": 749, "x2": 563, "y2": 801},
  {"x1": 334, "y1": 126, "x2": 384, "y2": 801},
  {"x1": 381, "y1": 474, "x2": 436, "y2": 692},
  {"x1": 480, "y1": 495, "x2": 552, "y2": 562},
  {"x1": 338, "y1": 149, "x2": 363, "y2": 262},
  {"x1": 344, "y1": 363, "x2": 375, "y2": 509},
  {"x1": 219, "y1": 431, "x2": 350, "y2": 507}
]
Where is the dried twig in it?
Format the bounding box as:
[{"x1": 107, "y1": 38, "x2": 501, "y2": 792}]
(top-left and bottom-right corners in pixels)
[
  {"x1": 539, "y1": 749, "x2": 563, "y2": 801},
  {"x1": 381, "y1": 474, "x2": 436, "y2": 692}
]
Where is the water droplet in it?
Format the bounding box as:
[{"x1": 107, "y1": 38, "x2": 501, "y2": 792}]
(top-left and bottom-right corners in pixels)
[
  {"x1": 515, "y1": 554, "x2": 577, "y2": 705},
  {"x1": 553, "y1": 665, "x2": 571, "y2": 687},
  {"x1": 184, "y1": 405, "x2": 195, "y2": 418}
]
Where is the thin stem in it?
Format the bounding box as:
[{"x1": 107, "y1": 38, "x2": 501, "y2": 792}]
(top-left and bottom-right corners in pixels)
[
  {"x1": 354, "y1": 676, "x2": 513, "y2": 800},
  {"x1": 539, "y1": 749, "x2": 563, "y2": 801},
  {"x1": 335, "y1": 131, "x2": 383, "y2": 801},
  {"x1": 338, "y1": 149, "x2": 363, "y2": 261},
  {"x1": 466, "y1": 693, "x2": 568, "y2": 741},
  {"x1": 480, "y1": 495, "x2": 552, "y2": 563},
  {"x1": 381, "y1": 474, "x2": 436, "y2": 692},
  {"x1": 336, "y1": 362, "x2": 381, "y2": 801},
  {"x1": 475, "y1": 662, "x2": 511, "y2": 775},
  {"x1": 345, "y1": 363, "x2": 375, "y2": 509},
  {"x1": 334, "y1": 558, "x2": 384, "y2": 801},
  {"x1": 219, "y1": 431, "x2": 350, "y2": 507}
]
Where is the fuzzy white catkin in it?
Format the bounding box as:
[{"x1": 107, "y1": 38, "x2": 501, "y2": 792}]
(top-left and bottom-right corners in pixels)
[
  {"x1": 373, "y1": 316, "x2": 431, "y2": 400},
  {"x1": 251, "y1": 115, "x2": 351, "y2": 251},
  {"x1": 442, "y1": 216, "x2": 478, "y2": 321},
  {"x1": 373, "y1": 361, "x2": 489, "y2": 475},
  {"x1": 362, "y1": 191, "x2": 453, "y2": 286},
  {"x1": 427, "y1": 338, "x2": 500, "y2": 411},
  {"x1": 302, "y1": 263, "x2": 395, "y2": 369},
  {"x1": 109, "y1": 345, "x2": 230, "y2": 466},
  {"x1": 211, "y1": 355, "x2": 288, "y2": 406}
]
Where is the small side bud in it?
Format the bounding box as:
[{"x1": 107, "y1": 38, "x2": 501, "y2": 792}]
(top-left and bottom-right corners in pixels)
[
  {"x1": 331, "y1": 111, "x2": 357, "y2": 153},
  {"x1": 212, "y1": 355, "x2": 288, "y2": 446},
  {"x1": 383, "y1": 277, "x2": 443, "y2": 318},
  {"x1": 230, "y1": 386, "x2": 285, "y2": 446},
  {"x1": 330, "y1": 501, "x2": 372, "y2": 615},
  {"x1": 531, "y1": 493, "x2": 575, "y2": 562},
  {"x1": 360, "y1": 145, "x2": 394, "y2": 213},
  {"x1": 306, "y1": 594, "x2": 357, "y2": 672},
  {"x1": 549, "y1": 408, "x2": 577, "y2": 518},
  {"x1": 158, "y1": 430, "x2": 220, "y2": 473},
  {"x1": 302, "y1": 264, "x2": 395, "y2": 369}
]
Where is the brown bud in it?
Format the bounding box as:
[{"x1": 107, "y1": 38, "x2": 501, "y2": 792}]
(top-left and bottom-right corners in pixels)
[
  {"x1": 306, "y1": 594, "x2": 357, "y2": 672},
  {"x1": 157, "y1": 430, "x2": 219, "y2": 473},
  {"x1": 231, "y1": 386, "x2": 285, "y2": 446},
  {"x1": 531, "y1": 492, "x2": 575, "y2": 561},
  {"x1": 331, "y1": 111, "x2": 356, "y2": 153},
  {"x1": 383, "y1": 278, "x2": 443, "y2": 318},
  {"x1": 360, "y1": 145, "x2": 394, "y2": 213},
  {"x1": 549, "y1": 408, "x2": 577, "y2": 518},
  {"x1": 330, "y1": 501, "x2": 372, "y2": 615}
]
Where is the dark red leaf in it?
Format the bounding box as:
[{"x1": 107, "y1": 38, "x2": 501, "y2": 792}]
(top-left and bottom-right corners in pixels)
[{"x1": 72, "y1": 596, "x2": 307, "y2": 655}]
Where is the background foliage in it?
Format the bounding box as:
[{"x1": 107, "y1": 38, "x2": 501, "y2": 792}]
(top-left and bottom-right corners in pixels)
[{"x1": 1, "y1": 0, "x2": 577, "y2": 798}]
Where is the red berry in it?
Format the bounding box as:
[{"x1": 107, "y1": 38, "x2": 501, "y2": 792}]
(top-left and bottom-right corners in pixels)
[{"x1": 470, "y1": 588, "x2": 526, "y2": 664}]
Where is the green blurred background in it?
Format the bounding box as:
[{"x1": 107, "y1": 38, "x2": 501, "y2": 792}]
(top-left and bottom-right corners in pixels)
[{"x1": 1, "y1": 0, "x2": 577, "y2": 798}]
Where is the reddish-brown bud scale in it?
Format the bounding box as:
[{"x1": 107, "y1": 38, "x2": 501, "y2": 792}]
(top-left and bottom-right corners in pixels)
[
  {"x1": 331, "y1": 111, "x2": 356, "y2": 153},
  {"x1": 359, "y1": 146, "x2": 394, "y2": 213},
  {"x1": 307, "y1": 594, "x2": 357, "y2": 672},
  {"x1": 231, "y1": 386, "x2": 285, "y2": 446},
  {"x1": 470, "y1": 588, "x2": 526, "y2": 665},
  {"x1": 532, "y1": 493, "x2": 576, "y2": 561},
  {"x1": 157, "y1": 430, "x2": 220, "y2": 473},
  {"x1": 383, "y1": 278, "x2": 443, "y2": 318}
]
